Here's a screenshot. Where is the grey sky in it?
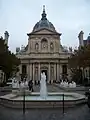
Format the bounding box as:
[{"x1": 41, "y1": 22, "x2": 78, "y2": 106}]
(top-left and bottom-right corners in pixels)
[{"x1": 0, "y1": 0, "x2": 90, "y2": 52}]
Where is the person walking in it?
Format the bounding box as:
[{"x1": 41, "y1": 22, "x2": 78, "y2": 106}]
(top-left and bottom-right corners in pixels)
[{"x1": 28, "y1": 80, "x2": 33, "y2": 92}]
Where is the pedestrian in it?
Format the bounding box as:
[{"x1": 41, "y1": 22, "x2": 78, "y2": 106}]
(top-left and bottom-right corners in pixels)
[{"x1": 28, "y1": 80, "x2": 34, "y2": 92}]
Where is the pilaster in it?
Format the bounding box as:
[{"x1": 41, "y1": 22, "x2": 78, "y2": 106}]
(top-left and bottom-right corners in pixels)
[
  {"x1": 57, "y1": 63, "x2": 59, "y2": 81},
  {"x1": 54, "y1": 63, "x2": 56, "y2": 81},
  {"x1": 38, "y1": 63, "x2": 40, "y2": 81},
  {"x1": 30, "y1": 63, "x2": 32, "y2": 80},
  {"x1": 48, "y1": 63, "x2": 50, "y2": 83}
]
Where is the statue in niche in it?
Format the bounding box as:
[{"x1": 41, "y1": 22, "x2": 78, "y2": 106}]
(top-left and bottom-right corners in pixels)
[
  {"x1": 43, "y1": 43, "x2": 46, "y2": 48},
  {"x1": 35, "y1": 43, "x2": 39, "y2": 50},
  {"x1": 42, "y1": 42, "x2": 47, "y2": 49},
  {"x1": 41, "y1": 38, "x2": 48, "y2": 50},
  {"x1": 41, "y1": 40, "x2": 48, "y2": 49},
  {"x1": 50, "y1": 43, "x2": 54, "y2": 50}
]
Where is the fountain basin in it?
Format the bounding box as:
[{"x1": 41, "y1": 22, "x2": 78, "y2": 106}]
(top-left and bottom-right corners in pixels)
[{"x1": 0, "y1": 92, "x2": 86, "y2": 108}]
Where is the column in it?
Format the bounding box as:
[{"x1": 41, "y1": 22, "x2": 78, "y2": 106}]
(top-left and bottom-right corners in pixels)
[
  {"x1": 54, "y1": 63, "x2": 56, "y2": 81},
  {"x1": 59, "y1": 64, "x2": 62, "y2": 74},
  {"x1": 48, "y1": 63, "x2": 50, "y2": 83},
  {"x1": 39, "y1": 42, "x2": 41, "y2": 52},
  {"x1": 57, "y1": 63, "x2": 59, "y2": 82},
  {"x1": 33, "y1": 63, "x2": 34, "y2": 84},
  {"x1": 56, "y1": 63, "x2": 57, "y2": 81},
  {"x1": 59, "y1": 64, "x2": 62, "y2": 79},
  {"x1": 19, "y1": 65, "x2": 22, "y2": 74},
  {"x1": 48, "y1": 42, "x2": 50, "y2": 53},
  {"x1": 27, "y1": 64, "x2": 30, "y2": 80},
  {"x1": 38, "y1": 63, "x2": 40, "y2": 81},
  {"x1": 30, "y1": 63, "x2": 32, "y2": 80}
]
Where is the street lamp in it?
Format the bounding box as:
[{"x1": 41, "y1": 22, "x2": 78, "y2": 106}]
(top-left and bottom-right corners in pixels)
[
  {"x1": 23, "y1": 86, "x2": 25, "y2": 115},
  {"x1": 22, "y1": 79, "x2": 26, "y2": 115}
]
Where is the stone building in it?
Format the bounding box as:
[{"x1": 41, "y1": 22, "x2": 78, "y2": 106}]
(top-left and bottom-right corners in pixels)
[
  {"x1": 16, "y1": 6, "x2": 71, "y2": 84},
  {"x1": 78, "y1": 31, "x2": 90, "y2": 47},
  {"x1": 78, "y1": 31, "x2": 90, "y2": 81}
]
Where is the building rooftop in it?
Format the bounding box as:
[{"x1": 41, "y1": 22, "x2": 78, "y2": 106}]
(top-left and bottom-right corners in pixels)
[{"x1": 32, "y1": 5, "x2": 56, "y2": 32}]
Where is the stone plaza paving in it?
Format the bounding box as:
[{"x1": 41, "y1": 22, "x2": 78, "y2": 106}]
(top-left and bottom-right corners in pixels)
[
  {"x1": 0, "y1": 104, "x2": 90, "y2": 120},
  {"x1": 0, "y1": 84, "x2": 90, "y2": 120}
]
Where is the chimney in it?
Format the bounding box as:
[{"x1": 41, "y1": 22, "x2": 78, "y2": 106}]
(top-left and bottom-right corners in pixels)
[{"x1": 78, "y1": 31, "x2": 84, "y2": 47}]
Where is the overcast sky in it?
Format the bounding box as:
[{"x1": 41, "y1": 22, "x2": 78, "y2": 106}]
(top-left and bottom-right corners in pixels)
[{"x1": 0, "y1": 0, "x2": 90, "y2": 52}]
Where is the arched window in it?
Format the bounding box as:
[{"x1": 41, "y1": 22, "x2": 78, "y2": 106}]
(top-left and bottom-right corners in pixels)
[{"x1": 41, "y1": 38, "x2": 48, "y2": 50}]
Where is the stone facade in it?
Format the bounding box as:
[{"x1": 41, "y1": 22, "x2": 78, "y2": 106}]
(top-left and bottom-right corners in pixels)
[
  {"x1": 78, "y1": 31, "x2": 90, "y2": 81},
  {"x1": 16, "y1": 7, "x2": 71, "y2": 84}
]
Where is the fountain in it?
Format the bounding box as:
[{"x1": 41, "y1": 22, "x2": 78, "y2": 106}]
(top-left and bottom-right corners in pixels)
[
  {"x1": 40, "y1": 72, "x2": 47, "y2": 99},
  {"x1": 0, "y1": 75, "x2": 86, "y2": 108}
]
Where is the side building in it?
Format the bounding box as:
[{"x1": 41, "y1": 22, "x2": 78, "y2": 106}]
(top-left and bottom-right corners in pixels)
[{"x1": 78, "y1": 31, "x2": 90, "y2": 81}]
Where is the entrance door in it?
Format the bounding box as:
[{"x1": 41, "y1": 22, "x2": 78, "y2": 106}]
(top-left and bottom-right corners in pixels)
[{"x1": 41, "y1": 70, "x2": 47, "y2": 82}]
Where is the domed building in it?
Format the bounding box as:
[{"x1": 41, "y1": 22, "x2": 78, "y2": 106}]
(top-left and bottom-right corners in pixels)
[{"x1": 16, "y1": 6, "x2": 71, "y2": 84}]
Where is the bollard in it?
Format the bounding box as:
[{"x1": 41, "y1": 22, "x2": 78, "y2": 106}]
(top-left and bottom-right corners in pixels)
[
  {"x1": 23, "y1": 89, "x2": 25, "y2": 115},
  {"x1": 62, "y1": 94, "x2": 64, "y2": 114}
]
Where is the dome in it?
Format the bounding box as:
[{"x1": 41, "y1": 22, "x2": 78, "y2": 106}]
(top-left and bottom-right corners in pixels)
[{"x1": 32, "y1": 6, "x2": 56, "y2": 32}]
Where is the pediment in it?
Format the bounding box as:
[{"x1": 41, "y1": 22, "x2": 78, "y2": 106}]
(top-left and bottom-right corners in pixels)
[{"x1": 27, "y1": 28, "x2": 61, "y2": 36}]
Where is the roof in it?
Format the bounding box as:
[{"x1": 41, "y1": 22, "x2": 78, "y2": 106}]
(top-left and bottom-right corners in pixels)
[{"x1": 32, "y1": 5, "x2": 56, "y2": 33}]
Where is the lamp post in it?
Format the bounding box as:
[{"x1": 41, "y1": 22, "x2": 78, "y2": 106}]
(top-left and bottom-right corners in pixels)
[
  {"x1": 22, "y1": 80, "x2": 26, "y2": 115},
  {"x1": 62, "y1": 94, "x2": 64, "y2": 114},
  {"x1": 23, "y1": 88, "x2": 25, "y2": 115}
]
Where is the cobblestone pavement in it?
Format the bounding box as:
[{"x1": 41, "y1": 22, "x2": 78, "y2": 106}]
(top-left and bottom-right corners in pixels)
[{"x1": 0, "y1": 104, "x2": 90, "y2": 120}]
